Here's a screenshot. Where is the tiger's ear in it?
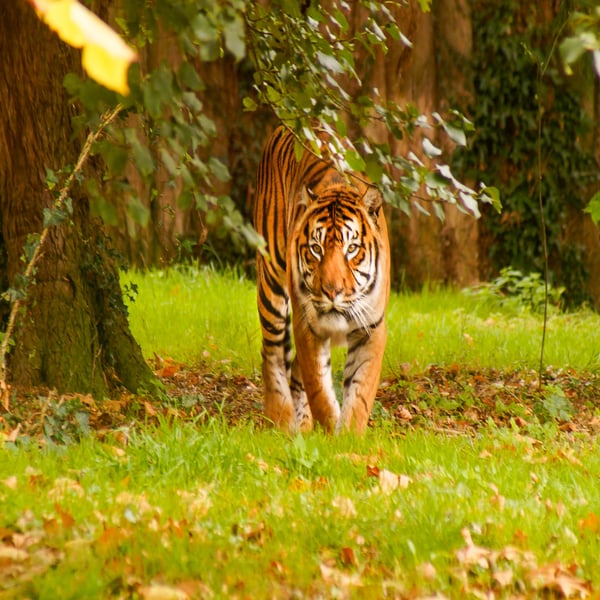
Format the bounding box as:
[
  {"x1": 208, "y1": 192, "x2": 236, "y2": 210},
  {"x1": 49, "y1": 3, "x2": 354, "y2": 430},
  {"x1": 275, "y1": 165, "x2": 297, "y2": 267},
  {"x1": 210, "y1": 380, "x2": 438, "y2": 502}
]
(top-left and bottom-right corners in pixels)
[
  {"x1": 299, "y1": 186, "x2": 318, "y2": 206},
  {"x1": 362, "y1": 186, "x2": 383, "y2": 215}
]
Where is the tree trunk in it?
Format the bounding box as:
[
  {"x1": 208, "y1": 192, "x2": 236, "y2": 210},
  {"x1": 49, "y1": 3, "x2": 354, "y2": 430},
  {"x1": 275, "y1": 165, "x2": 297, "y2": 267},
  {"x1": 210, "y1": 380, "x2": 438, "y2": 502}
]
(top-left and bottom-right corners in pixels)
[{"x1": 0, "y1": 2, "x2": 155, "y2": 396}]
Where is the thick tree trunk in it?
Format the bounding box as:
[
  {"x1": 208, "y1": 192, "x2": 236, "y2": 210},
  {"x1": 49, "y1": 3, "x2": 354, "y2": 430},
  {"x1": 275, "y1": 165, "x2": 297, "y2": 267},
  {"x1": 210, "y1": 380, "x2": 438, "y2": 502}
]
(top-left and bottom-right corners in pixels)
[{"x1": 0, "y1": 2, "x2": 155, "y2": 396}]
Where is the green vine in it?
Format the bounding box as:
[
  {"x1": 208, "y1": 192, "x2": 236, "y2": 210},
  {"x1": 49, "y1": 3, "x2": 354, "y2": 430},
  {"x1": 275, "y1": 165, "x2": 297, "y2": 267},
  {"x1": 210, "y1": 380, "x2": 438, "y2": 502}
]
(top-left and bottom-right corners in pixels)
[{"x1": 454, "y1": 1, "x2": 597, "y2": 308}]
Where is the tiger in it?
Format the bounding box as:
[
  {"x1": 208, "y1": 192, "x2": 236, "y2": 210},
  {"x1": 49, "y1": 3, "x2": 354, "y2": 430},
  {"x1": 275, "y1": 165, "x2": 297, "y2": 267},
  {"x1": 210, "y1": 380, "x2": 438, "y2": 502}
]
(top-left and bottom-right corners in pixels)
[{"x1": 253, "y1": 126, "x2": 390, "y2": 433}]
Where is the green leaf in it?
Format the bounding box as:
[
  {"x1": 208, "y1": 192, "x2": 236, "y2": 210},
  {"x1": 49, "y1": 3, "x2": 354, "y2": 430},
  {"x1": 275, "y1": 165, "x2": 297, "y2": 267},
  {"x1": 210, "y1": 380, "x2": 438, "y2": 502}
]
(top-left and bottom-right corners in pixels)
[
  {"x1": 243, "y1": 96, "x2": 257, "y2": 111},
  {"x1": 223, "y1": 14, "x2": 246, "y2": 61},
  {"x1": 125, "y1": 129, "x2": 155, "y2": 177},
  {"x1": 208, "y1": 157, "x2": 231, "y2": 182},
  {"x1": 178, "y1": 62, "x2": 204, "y2": 91},
  {"x1": 584, "y1": 191, "x2": 600, "y2": 225},
  {"x1": 364, "y1": 153, "x2": 384, "y2": 183},
  {"x1": 480, "y1": 186, "x2": 502, "y2": 213},
  {"x1": 90, "y1": 195, "x2": 118, "y2": 226},
  {"x1": 316, "y1": 51, "x2": 344, "y2": 74},
  {"x1": 559, "y1": 35, "x2": 590, "y2": 66},
  {"x1": 191, "y1": 13, "x2": 219, "y2": 42},
  {"x1": 344, "y1": 148, "x2": 366, "y2": 172},
  {"x1": 45, "y1": 168, "x2": 59, "y2": 190},
  {"x1": 95, "y1": 141, "x2": 129, "y2": 177},
  {"x1": 422, "y1": 137, "x2": 442, "y2": 157},
  {"x1": 177, "y1": 190, "x2": 194, "y2": 210},
  {"x1": 127, "y1": 195, "x2": 150, "y2": 226},
  {"x1": 43, "y1": 206, "x2": 69, "y2": 228}
]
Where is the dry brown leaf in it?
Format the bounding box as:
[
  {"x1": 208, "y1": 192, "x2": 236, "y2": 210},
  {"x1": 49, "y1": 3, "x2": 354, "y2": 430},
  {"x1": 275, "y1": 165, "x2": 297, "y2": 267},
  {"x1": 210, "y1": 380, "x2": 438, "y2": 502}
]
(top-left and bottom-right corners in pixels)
[
  {"x1": 54, "y1": 503, "x2": 76, "y2": 529},
  {"x1": 579, "y1": 512, "x2": 600, "y2": 534},
  {"x1": 456, "y1": 528, "x2": 491, "y2": 569},
  {"x1": 143, "y1": 400, "x2": 157, "y2": 417},
  {"x1": 138, "y1": 583, "x2": 189, "y2": 600},
  {"x1": 2, "y1": 475, "x2": 17, "y2": 490},
  {"x1": 340, "y1": 546, "x2": 358, "y2": 567},
  {"x1": 366, "y1": 464, "x2": 380, "y2": 478},
  {"x1": 319, "y1": 563, "x2": 363, "y2": 589},
  {"x1": 0, "y1": 544, "x2": 29, "y2": 563},
  {"x1": 417, "y1": 561, "x2": 437, "y2": 580},
  {"x1": 332, "y1": 496, "x2": 357, "y2": 518},
  {"x1": 528, "y1": 563, "x2": 590, "y2": 598},
  {"x1": 493, "y1": 568, "x2": 514, "y2": 587}
]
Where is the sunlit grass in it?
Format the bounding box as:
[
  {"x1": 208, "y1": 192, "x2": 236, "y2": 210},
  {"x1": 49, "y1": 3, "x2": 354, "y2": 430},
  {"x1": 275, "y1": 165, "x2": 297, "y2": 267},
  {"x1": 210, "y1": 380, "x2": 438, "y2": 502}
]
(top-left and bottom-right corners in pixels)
[
  {"x1": 123, "y1": 265, "x2": 261, "y2": 372},
  {"x1": 123, "y1": 265, "x2": 600, "y2": 376},
  {"x1": 2, "y1": 421, "x2": 600, "y2": 598}
]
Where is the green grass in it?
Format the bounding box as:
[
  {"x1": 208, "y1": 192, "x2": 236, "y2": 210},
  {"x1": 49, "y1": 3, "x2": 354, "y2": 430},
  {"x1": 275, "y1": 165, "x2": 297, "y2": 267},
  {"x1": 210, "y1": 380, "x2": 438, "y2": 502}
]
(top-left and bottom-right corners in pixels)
[
  {"x1": 123, "y1": 265, "x2": 600, "y2": 375},
  {"x1": 124, "y1": 266, "x2": 260, "y2": 371},
  {"x1": 2, "y1": 420, "x2": 600, "y2": 598},
  {"x1": 2, "y1": 266, "x2": 600, "y2": 598}
]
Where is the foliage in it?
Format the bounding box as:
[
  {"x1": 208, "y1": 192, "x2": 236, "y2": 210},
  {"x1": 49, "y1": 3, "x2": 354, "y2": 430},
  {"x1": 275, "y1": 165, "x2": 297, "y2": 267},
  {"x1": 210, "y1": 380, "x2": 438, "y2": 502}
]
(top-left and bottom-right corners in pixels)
[
  {"x1": 455, "y1": 1, "x2": 597, "y2": 307},
  {"x1": 464, "y1": 267, "x2": 565, "y2": 313},
  {"x1": 0, "y1": 106, "x2": 122, "y2": 386},
  {"x1": 560, "y1": 4, "x2": 600, "y2": 79},
  {"x1": 561, "y1": 6, "x2": 600, "y2": 227},
  {"x1": 245, "y1": 1, "x2": 497, "y2": 217},
  {"x1": 61, "y1": 0, "x2": 496, "y2": 251}
]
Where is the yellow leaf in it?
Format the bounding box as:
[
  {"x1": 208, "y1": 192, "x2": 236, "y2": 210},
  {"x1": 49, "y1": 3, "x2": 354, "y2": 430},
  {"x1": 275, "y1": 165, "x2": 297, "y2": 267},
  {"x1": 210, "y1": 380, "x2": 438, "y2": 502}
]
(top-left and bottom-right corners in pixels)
[
  {"x1": 39, "y1": 0, "x2": 86, "y2": 48},
  {"x1": 83, "y1": 44, "x2": 132, "y2": 95},
  {"x1": 34, "y1": 0, "x2": 137, "y2": 95}
]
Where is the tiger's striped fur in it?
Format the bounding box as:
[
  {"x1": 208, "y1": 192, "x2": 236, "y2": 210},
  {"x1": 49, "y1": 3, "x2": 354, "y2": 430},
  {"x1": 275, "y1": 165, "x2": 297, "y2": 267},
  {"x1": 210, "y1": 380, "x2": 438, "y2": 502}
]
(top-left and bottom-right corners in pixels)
[{"x1": 254, "y1": 126, "x2": 390, "y2": 433}]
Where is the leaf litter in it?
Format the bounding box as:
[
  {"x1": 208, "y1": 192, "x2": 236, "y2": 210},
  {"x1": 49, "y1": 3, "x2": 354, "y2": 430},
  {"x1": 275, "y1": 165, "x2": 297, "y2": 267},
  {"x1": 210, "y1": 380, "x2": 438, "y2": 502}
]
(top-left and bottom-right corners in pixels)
[{"x1": 1, "y1": 361, "x2": 600, "y2": 442}]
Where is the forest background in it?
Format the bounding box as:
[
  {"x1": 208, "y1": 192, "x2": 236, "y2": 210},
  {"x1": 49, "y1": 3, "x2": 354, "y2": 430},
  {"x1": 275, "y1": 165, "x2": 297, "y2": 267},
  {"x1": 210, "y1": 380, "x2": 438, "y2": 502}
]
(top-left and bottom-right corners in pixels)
[{"x1": 101, "y1": 0, "x2": 600, "y2": 307}]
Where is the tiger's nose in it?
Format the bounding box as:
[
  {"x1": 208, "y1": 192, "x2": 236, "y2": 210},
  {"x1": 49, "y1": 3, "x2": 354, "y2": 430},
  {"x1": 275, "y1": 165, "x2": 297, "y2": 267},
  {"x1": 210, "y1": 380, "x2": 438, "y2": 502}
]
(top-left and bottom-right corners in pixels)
[{"x1": 323, "y1": 282, "x2": 343, "y2": 300}]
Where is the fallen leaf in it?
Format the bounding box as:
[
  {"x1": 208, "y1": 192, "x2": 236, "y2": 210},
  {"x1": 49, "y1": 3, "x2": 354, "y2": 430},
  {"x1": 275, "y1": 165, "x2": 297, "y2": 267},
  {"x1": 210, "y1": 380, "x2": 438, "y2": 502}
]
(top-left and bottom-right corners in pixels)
[
  {"x1": 319, "y1": 563, "x2": 363, "y2": 589},
  {"x1": 528, "y1": 563, "x2": 590, "y2": 598},
  {"x1": 493, "y1": 568, "x2": 514, "y2": 587},
  {"x1": 366, "y1": 464, "x2": 380, "y2": 478},
  {"x1": 332, "y1": 496, "x2": 357, "y2": 518},
  {"x1": 138, "y1": 583, "x2": 189, "y2": 600},
  {"x1": 54, "y1": 503, "x2": 76, "y2": 529},
  {"x1": 2, "y1": 476, "x2": 18, "y2": 490},
  {"x1": 579, "y1": 512, "x2": 600, "y2": 534},
  {"x1": 0, "y1": 544, "x2": 29, "y2": 563},
  {"x1": 340, "y1": 546, "x2": 358, "y2": 567},
  {"x1": 417, "y1": 561, "x2": 437, "y2": 580},
  {"x1": 456, "y1": 527, "x2": 491, "y2": 569}
]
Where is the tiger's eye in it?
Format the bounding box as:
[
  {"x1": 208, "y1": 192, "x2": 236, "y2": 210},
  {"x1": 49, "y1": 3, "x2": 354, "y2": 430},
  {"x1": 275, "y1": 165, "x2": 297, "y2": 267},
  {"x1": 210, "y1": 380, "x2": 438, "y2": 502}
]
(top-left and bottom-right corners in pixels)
[
  {"x1": 346, "y1": 243, "x2": 360, "y2": 257},
  {"x1": 310, "y1": 243, "x2": 322, "y2": 259}
]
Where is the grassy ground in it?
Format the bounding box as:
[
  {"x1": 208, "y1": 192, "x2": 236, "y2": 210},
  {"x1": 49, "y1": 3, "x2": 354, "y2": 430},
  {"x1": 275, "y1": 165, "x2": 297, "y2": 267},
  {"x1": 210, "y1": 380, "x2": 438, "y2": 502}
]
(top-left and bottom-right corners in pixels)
[
  {"x1": 124, "y1": 265, "x2": 600, "y2": 375},
  {"x1": 1, "y1": 265, "x2": 600, "y2": 598}
]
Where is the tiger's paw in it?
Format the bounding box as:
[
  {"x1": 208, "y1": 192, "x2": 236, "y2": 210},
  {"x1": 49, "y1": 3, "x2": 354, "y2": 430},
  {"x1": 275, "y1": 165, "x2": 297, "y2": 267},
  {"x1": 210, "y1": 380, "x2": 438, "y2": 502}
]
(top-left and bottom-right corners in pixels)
[{"x1": 264, "y1": 399, "x2": 295, "y2": 432}]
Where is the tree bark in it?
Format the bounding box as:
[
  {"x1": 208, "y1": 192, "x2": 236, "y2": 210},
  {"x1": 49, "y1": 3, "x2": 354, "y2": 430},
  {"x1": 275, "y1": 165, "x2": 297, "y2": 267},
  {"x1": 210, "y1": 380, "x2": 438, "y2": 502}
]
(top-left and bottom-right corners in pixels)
[{"x1": 0, "y1": 2, "x2": 155, "y2": 396}]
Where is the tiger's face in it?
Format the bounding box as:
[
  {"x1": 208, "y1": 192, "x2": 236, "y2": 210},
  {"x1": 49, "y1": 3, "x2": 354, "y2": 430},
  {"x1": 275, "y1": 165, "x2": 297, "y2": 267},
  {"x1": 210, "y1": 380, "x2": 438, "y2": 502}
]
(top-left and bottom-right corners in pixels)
[{"x1": 289, "y1": 184, "x2": 387, "y2": 342}]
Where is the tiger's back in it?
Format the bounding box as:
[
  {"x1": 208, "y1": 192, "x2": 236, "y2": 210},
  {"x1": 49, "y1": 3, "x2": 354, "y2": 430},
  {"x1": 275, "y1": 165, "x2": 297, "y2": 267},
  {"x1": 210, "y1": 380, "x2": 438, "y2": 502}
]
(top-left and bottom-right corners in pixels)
[{"x1": 254, "y1": 127, "x2": 390, "y2": 433}]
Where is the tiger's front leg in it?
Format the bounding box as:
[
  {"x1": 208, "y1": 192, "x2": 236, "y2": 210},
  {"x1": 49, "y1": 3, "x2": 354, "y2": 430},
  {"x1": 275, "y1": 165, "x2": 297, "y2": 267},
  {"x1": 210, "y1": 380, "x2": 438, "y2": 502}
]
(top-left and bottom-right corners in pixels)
[
  {"x1": 337, "y1": 324, "x2": 387, "y2": 433},
  {"x1": 257, "y1": 274, "x2": 296, "y2": 432},
  {"x1": 293, "y1": 317, "x2": 341, "y2": 432},
  {"x1": 290, "y1": 356, "x2": 313, "y2": 432}
]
